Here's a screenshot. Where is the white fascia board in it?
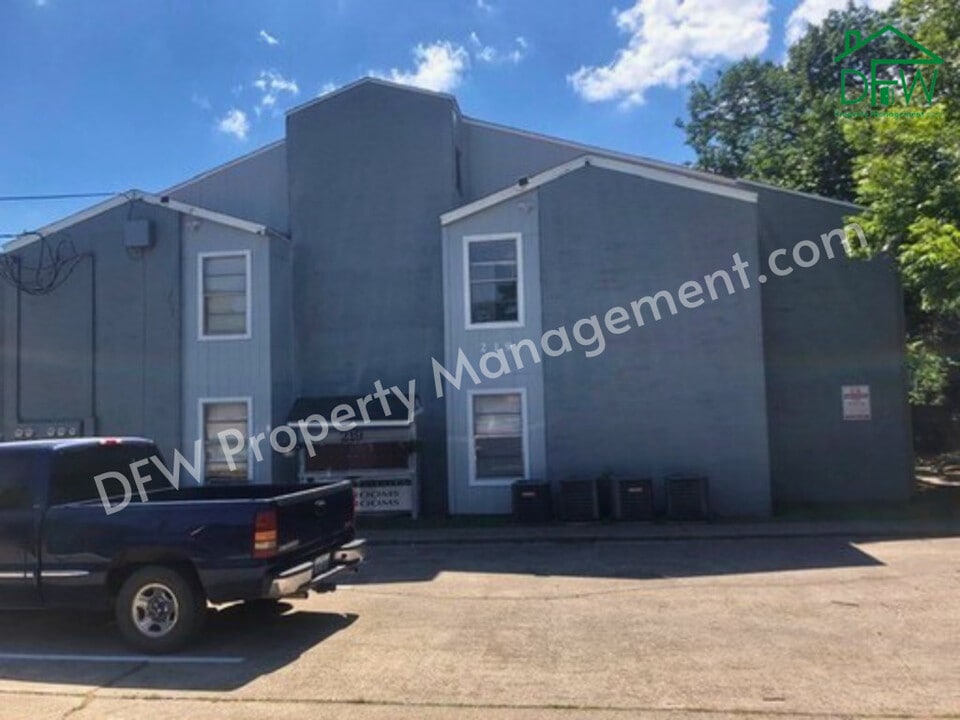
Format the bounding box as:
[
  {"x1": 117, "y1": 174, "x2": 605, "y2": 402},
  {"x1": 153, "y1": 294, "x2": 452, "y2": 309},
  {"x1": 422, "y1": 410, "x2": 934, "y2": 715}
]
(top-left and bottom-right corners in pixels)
[
  {"x1": 441, "y1": 155, "x2": 758, "y2": 226},
  {"x1": 3, "y1": 191, "x2": 285, "y2": 254},
  {"x1": 736, "y1": 179, "x2": 864, "y2": 211}
]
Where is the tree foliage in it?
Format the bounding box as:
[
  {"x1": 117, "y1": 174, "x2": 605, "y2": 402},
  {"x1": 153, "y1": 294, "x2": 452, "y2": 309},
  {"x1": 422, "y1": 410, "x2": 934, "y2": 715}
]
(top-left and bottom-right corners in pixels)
[{"x1": 678, "y1": 2, "x2": 899, "y2": 200}]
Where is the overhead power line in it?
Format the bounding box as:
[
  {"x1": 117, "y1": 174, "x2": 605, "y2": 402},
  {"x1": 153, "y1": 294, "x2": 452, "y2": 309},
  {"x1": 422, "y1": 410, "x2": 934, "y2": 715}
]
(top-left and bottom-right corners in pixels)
[
  {"x1": 0, "y1": 190, "x2": 124, "y2": 238},
  {"x1": 0, "y1": 191, "x2": 119, "y2": 202}
]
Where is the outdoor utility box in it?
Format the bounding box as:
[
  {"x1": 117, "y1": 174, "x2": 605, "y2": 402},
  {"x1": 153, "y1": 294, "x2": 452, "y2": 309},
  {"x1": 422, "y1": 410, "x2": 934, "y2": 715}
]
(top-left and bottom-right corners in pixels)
[
  {"x1": 123, "y1": 219, "x2": 153, "y2": 249},
  {"x1": 666, "y1": 474, "x2": 710, "y2": 520},
  {"x1": 610, "y1": 477, "x2": 654, "y2": 521},
  {"x1": 559, "y1": 478, "x2": 599, "y2": 522},
  {"x1": 512, "y1": 479, "x2": 552, "y2": 523}
]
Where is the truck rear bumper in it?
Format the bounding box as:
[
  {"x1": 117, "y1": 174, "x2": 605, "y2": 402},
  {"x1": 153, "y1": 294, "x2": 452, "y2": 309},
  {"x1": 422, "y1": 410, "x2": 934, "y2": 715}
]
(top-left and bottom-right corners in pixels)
[{"x1": 268, "y1": 539, "x2": 366, "y2": 598}]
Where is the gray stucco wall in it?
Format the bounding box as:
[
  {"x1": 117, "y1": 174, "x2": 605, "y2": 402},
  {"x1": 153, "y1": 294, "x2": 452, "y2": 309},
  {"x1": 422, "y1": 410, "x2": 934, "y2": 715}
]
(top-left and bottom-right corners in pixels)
[
  {"x1": 441, "y1": 196, "x2": 547, "y2": 514},
  {"x1": 463, "y1": 121, "x2": 583, "y2": 201},
  {"x1": 538, "y1": 166, "x2": 771, "y2": 517},
  {"x1": 0, "y1": 201, "x2": 182, "y2": 459},
  {"x1": 752, "y1": 186, "x2": 913, "y2": 504},
  {"x1": 269, "y1": 236, "x2": 297, "y2": 484},
  {"x1": 168, "y1": 141, "x2": 289, "y2": 234},
  {"x1": 286, "y1": 81, "x2": 461, "y2": 515}
]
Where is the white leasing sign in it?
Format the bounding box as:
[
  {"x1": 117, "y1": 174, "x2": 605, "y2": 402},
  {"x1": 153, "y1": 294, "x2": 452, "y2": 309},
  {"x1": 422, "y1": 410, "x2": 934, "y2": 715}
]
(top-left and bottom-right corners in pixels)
[
  {"x1": 355, "y1": 481, "x2": 414, "y2": 513},
  {"x1": 842, "y1": 385, "x2": 871, "y2": 421}
]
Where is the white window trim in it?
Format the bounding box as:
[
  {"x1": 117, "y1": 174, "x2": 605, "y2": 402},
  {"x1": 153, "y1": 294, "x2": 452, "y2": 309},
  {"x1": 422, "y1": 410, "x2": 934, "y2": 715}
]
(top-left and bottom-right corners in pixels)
[
  {"x1": 198, "y1": 396, "x2": 253, "y2": 483},
  {"x1": 197, "y1": 250, "x2": 252, "y2": 341},
  {"x1": 467, "y1": 387, "x2": 529, "y2": 487},
  {"x1": 463, "y1": 233, "x2": 524, "y2": 331}
]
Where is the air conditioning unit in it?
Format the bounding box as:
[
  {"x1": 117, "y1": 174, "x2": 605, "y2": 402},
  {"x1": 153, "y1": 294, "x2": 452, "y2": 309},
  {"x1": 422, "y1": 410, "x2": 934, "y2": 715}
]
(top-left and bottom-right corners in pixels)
[
  {"x1": 666, "y1": 474, "x2": 709, "y2": 520},
  {"x1": 512, "y1": 479, "x2": 552, "y2": 523},
  {"x1": 559, "y1": 478, "x2": 599, "y2": 522},
  {"x1": 610, "y1": 477, "x2": 654, "y2": 521}
]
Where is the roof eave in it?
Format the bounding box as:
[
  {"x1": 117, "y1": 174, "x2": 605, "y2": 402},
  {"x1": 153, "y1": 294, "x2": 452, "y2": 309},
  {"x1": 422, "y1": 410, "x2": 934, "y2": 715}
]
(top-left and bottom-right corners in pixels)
[
  {"x1": 3, "y1": 191, "x2": 287, "y2": 253},
  {"x1": 441, "y1": 154, "x2": 758, "y2": 226}
]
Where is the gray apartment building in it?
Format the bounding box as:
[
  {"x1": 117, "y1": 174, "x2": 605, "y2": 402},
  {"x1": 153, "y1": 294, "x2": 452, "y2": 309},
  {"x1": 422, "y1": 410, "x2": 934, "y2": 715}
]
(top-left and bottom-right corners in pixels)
[{"x1": 0, "y1": 78, "x2": 913, "y2": 517}]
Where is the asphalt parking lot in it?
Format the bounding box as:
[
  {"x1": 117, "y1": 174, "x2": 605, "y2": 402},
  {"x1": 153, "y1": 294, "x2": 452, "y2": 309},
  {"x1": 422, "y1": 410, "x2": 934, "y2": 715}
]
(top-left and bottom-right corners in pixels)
[{"x1": 0, "y1": 534, "x2": 958, "y2": 719}]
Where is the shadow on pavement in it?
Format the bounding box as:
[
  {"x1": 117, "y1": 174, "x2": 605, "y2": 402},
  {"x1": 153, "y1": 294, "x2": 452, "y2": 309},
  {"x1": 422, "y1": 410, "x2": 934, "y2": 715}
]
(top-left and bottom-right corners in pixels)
[
  {"x1": 346, "y1": 536, "x2": 886, "y2": 585},
  {"x1": 0, "y1": 604, "x2": 356, "y2": 690}
]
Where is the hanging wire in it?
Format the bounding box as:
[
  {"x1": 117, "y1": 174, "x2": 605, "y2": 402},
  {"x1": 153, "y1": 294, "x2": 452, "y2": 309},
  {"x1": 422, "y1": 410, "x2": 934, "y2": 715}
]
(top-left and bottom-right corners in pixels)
[{"x1": 0, "y1": 233, "x2": 90, "y2": 295}]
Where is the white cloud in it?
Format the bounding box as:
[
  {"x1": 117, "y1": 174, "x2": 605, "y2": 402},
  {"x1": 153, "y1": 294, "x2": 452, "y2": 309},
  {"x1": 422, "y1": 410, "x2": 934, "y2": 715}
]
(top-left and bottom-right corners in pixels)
[
  {"x1": 217, "y1": 109, "x2": 250, "y2": 140},
  {"x1": 253, "y1": 69, "x2": 300, "y2": 112},
  {"x1": 259, "y1": 29, "x2": 280, "y2": 46},
  {"x1": 470, "y1": 32, "x2": 528, "y2": 65},
  {"x1": 569, "y1": 0, "x2": 771, "y2": 107},
  {"x1": 375, "y1": 41, "x2": 469, "y2": 92},
  {"x1": 476, "y1": 0, "x2": 494, "y2": 12},
  {"x1": 785, "y1": 0, "x2": 894, "y2": 46},
  {"x1": 318, "y1": 82, "x2": 338, "y2": 96}
]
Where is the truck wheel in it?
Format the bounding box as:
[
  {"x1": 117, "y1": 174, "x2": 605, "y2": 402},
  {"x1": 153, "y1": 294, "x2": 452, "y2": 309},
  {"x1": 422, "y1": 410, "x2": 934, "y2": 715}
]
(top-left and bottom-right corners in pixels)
[{"x1": 115, "y1": 566, "x2": 203, "y2": 653}]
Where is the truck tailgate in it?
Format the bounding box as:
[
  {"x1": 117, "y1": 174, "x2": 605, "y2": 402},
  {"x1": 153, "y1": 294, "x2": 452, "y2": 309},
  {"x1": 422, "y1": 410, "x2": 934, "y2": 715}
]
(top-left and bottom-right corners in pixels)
[{"x1": 272, "y1": 481, "x2": 354, "y2": 554}]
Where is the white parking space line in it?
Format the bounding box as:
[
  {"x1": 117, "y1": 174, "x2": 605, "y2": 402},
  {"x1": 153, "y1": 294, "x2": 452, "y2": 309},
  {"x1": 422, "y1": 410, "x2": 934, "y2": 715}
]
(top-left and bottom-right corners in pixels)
[{"x1": 0, "y1": 653, "x2": 244, "y2": 664}]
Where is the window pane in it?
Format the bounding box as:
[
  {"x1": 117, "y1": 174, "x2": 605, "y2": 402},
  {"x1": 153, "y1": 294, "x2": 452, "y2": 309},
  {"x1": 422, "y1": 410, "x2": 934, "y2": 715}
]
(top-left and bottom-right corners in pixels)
[
  {"x1": 475, "y1": 413, "x2": 522, "y2": 435},
  {"x1": 205, "y1": 462, "x2": 248, "y2": 478},
  {"x1": 203, "y1": 256, "x2": 246, "y2": 276},
  {"x1": 469, "y1": 240, "x2": 515, "y2": 263},
  {"x1": 475, "y1": 394, "x2": 521, "y2": 414},
  {"x1": 205, "y1": 313, "x2": 247, "y2": 334},
  {"x1": 204, "y1": 402, "x2": 248, "y2": 422},
  {"x1": 204, "y1": 274, "x2": 246, "y2": 293},
  {"x1": 468, "y1": 238, "x2": 519, "y2": 325},
  {"x1": 473, "y1": 393, "x2": 524, "y2": 480},
  {"x1": 202, "y1": 254, "x2": 248, "y2": 336},
  {"x1": 206, "y1": 294, "x2": 246, "y2": 314},
  {"x1": 475, "y1": 438, "x2": 523, "y2": 478},
  {"x1": 204, "y1": 402, "x2": 249, "y2": 480}
]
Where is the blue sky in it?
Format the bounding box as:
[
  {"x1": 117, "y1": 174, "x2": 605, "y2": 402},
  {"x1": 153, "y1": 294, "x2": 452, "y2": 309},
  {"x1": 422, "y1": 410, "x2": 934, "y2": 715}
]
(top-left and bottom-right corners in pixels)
[{"x1": 0, "y1": 0, "x2": 891, "y2": 236}]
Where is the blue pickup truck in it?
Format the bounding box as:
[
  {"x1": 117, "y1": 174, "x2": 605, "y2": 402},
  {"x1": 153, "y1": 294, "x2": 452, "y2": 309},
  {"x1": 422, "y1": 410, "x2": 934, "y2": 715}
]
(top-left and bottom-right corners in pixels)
[{"x1": 0, "y1": 437, "x2": 365, "y2": 653}]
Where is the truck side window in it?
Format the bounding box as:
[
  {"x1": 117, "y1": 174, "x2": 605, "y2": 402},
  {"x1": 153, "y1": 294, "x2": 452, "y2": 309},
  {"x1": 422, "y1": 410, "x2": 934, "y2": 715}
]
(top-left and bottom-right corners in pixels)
[
  {"x1": 50, "y1": 446, "x2": 157, "y2": 505},
  {"x1": 0, "y1": 458, "x2": 31, "y2": 510}
]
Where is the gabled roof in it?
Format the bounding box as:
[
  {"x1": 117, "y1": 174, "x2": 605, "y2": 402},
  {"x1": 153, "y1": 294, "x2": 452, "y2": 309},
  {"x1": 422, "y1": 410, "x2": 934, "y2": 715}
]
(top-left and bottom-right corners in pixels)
[
  {"x1": 286, "y1": 76, "x2": 462, "y2": 118},
  {"x1": 834, "y1": 25, "x2": 944, "y2": 64},
  {"x1": 441, "y1": 154, "x2": 758, "y2": 226},
  {"x1": 3, "y1": 190, "x2": 286, "y2": 253}
]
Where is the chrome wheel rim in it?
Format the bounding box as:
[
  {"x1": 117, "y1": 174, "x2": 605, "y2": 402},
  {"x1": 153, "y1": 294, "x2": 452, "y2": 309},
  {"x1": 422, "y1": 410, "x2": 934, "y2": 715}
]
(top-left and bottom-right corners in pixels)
[{"x1": 131, "y1": 583, "x2": 180, "y2": 638}]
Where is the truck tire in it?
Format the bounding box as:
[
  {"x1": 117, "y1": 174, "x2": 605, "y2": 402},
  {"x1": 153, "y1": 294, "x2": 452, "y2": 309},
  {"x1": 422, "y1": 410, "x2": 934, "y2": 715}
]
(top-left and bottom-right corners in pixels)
[{"x1": 115, "y1": 566, "x2": 204, "y2": 653}]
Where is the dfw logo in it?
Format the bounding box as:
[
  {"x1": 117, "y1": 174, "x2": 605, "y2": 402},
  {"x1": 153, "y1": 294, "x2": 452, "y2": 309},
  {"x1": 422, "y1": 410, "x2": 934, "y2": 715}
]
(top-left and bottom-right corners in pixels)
[{"x1": 834, "y1": 25, "x2": 943, "y2": 107}]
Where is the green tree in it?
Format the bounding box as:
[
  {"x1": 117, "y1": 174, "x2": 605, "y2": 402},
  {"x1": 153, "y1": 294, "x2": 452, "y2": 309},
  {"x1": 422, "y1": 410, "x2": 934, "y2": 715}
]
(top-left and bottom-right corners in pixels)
[
  {"x1": 677, "y1": 2, "x2": 899, "y2": 201},
  {"x1": 843, "y1": 1, "x2": 960, "y2": 414}
]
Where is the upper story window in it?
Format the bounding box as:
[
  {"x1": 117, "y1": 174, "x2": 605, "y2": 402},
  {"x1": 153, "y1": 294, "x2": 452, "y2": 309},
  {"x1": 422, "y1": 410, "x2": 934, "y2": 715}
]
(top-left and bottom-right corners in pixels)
[
  {"x1": 199, "y1": 251, "x2": 251, "y2": 340},
  {"x1": 465, "y1": 233, "x2": 523, "y2": 328}
]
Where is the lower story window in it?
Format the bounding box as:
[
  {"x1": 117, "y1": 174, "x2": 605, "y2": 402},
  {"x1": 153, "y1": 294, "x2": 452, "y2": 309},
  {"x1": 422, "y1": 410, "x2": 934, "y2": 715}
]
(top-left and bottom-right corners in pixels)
[
  {"x1": 202, "y1": 399, "x2": 250, "y2": 481},
  {"x1": 472, "y1": 392, "x2": 525, "y2": 481}
]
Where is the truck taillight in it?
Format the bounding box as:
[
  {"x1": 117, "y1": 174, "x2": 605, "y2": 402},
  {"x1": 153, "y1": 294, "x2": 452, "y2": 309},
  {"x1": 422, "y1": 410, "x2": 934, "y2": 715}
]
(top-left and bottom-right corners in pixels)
[{"x1": 253, "y1": 509, "x2": 278, "y2": 558}]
